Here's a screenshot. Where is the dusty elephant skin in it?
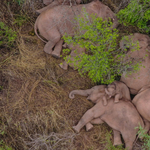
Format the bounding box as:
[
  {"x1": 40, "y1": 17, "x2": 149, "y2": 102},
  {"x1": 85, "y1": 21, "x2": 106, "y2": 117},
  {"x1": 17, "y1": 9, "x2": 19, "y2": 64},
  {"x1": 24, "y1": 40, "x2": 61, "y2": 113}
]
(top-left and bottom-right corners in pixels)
[
  {"x1": 120, "y1": 33, "x2": 150, "y2": 95},
  {"x1": 59, "y1": 43, "x2": 86, "y2": 70},
  {"x1": 34, "y1": 0, "x2": 118, "y2": 58},
  {"x1": 69, "y1": 85, "x2": 144, "y2": 150},
  {"x1": 132, "y1": 85, "x2": 150, "y2": 134},
  {"x1": 36, "y1": 0, "x2": 81, "y2": 14},
  {"x1": 103, "y1": 80, "x2": 131, "y2": 105}
]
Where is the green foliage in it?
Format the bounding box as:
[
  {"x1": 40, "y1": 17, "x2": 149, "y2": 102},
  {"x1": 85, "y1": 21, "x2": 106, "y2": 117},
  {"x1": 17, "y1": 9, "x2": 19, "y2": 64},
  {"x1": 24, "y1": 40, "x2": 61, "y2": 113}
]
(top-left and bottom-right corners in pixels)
[
  {"x1": 137, "y1": 125, "x2": 150, "y2": 150},
  {"x1": 0, "y1": 22, "x2": 17, "y2": 47},
  {"x1": 63, "y1": 13, "x2": 139, "y2": 84},
  {"x1": 117, "y1": 0, "x2": 150, "y2": 33},
  {"x1": 13, "y1": 14, "x2": 29, "y2": 27},
  {"x1": 13, "y1": 0, "x2": 25, "y2": 5},
  {"x1": 103, "y1": 131, "x2": 125, "y2": 150},
  {"x1": 0, "y1": 140, "x2": 13, "y2": 150}
]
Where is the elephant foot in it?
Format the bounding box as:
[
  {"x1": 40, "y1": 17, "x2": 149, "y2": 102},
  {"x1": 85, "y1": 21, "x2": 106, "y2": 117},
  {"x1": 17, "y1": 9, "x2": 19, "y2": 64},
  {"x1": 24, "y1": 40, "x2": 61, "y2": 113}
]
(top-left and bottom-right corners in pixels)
[
  {"x1": 86, "y1": 123, "x2": 93, "y2": 131},
  {"x1": 51, "y1": 52, "x2": 60, "y2": 58},
  {"x1": 113, "y1": 140, "x2": 123, "y2": 146},
  {"x1": 59, "y1": 62, "x2": 68, "y2": 70},
  {"x1": 72, "y1": 126, "x2": 80, "y2": 133},
  {"x1": 114, "y1": 100, "x2": 119, "y2": 103}
]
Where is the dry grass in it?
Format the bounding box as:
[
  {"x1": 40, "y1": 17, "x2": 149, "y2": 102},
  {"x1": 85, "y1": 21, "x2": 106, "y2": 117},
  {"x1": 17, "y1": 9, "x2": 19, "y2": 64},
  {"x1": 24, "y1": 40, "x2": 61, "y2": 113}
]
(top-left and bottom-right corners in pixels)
[{"x1": 0, "y1": 0, "x2": 144, "y2": 150}]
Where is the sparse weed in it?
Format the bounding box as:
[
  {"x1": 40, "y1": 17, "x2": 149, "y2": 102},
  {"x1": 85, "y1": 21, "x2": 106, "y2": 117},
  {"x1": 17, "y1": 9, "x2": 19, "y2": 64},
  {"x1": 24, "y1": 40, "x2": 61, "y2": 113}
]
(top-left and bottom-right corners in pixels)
[
  {"x1": 0, "y1": 22, "x2": 17, "y2": 48},
  {"x1": 137, "y1": 125, "x2": 150, "y2": 150},
  {"x1": 0, "y1": 140, "x2": 13, "y2": 150},
  {"x1": 13, "y1": 14, "x2": 29, "y2": 27},
  {"x1": 103, "y1": 131, "x2": 125, "y2": 150}
]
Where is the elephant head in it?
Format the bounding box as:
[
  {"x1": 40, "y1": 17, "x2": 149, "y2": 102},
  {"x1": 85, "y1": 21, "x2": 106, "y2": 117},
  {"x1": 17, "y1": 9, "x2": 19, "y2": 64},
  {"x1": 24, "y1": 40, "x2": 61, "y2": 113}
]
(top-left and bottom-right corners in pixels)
[{"x1": 105, "y1": 83, "x2": 116, "y2": 98}]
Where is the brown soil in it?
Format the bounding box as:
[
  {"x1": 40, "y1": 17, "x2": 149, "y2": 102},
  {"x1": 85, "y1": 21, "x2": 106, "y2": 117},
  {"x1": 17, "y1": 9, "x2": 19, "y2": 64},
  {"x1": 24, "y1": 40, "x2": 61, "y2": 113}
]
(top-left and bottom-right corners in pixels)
[{"x1": 0, "y1": 0, "x2": 144, "y2": 150}]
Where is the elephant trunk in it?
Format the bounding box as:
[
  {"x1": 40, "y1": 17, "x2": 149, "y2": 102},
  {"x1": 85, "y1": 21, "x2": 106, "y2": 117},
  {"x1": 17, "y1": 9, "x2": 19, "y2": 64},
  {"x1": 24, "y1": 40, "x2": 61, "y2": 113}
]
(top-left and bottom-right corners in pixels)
[
  {"x1": 105, "y1": 88, "x2": 112, "y2": 99},
  {"x1": 69, "y1": 89, "x2": 93, "y2": 99}
]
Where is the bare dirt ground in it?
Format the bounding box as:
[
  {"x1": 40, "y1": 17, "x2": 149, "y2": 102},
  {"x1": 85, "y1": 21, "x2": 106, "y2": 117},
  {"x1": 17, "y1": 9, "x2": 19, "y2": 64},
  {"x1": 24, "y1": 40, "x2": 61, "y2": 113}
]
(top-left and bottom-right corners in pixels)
[{"x1": 0, "y1": 0, "x2": 145, "y2": 149}]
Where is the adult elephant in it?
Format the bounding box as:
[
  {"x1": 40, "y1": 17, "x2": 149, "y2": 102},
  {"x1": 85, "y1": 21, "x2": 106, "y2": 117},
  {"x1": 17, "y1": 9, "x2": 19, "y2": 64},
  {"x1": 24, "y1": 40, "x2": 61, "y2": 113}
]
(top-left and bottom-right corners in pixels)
[
  {"x1": 69, "y1": 84, "x2": 144, "y2": 150},
  {"x1": 36, "y1": 0, "x2": 81, "y2": 14},
  {"x1": 120, "y1": 33, "x2": 150, "y2": 95},
  {"x1": 34, "y1": 0, "x2": 118, "y2": 58},
  {"x1": 132, "y1": 85, "x2": 150, "y2": 134}
]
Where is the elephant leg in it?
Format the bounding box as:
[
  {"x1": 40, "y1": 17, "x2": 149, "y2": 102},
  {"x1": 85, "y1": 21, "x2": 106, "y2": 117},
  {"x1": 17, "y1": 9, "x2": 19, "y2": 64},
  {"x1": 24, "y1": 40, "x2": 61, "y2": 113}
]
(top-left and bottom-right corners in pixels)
[
  {"x1": 114, "y1": 94, "x2": 120, "y2": 103},
  {"x1": 59, "y1": 61, "x2": 68, "y2": 70},
  {"x1": 86, "y1": 118, "x2": 104, "y2": 131},
  {"x1": 143, "y1": 119, "x2": 150, "y2": 137},
  {"x1": 44, "y1": 40, "x2": 56, "y2": 54},
  {"x1": 122, "y1": 132, "x2": 135, "y2": 150},
  {"x1": 86, "y1": 123, "x2": 93, "y2": 131},
  {"x1": 51, "y1": 39, "x2": 64, "y2": 58},
  {"x1": 44, "y1": 30, "x2": 61, "y2": 54},
  {"x1": 113, "y1": 129, "x2": 122, "y2": 146},
  {"x1": 73, "y1": 108, "x2": 95, "y2": 133}
]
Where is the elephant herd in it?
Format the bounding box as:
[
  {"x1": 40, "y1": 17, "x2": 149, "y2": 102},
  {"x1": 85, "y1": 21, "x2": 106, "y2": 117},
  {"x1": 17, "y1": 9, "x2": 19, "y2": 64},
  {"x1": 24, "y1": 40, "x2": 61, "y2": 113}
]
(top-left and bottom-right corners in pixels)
[{"x1": 34, "y1": 0, "x2": 150, "y2": 150}]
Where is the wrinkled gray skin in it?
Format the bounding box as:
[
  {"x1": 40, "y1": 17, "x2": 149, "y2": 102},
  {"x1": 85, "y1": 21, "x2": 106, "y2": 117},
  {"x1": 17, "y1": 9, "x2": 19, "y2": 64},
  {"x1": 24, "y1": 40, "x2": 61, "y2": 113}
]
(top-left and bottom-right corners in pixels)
[
  {"x1": 34, "y1": 0, "x2": 119, "y2": 58},
  {"x1": 36, "y1": 0, "x2": 81, "y2": 14},
  {"x1": 69, "y1": 85, "x2": 144, "y2": 150},
  {"x1": 103, "y1": 81, "x2": 131, "y2": 105},
  {"x1": 132, "y1": 85, "x2": 150, "y2": 134},
  {"x1": 59, "y1": 43, "x2": 86, "y2": 70},
  {"x1": 120, "y1": 33, "x2": 150, "y2": 95}
]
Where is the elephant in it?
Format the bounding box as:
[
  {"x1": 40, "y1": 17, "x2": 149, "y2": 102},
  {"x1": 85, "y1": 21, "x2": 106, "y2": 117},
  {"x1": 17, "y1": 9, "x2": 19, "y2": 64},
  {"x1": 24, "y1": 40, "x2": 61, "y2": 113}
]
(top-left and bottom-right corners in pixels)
[
  {"x1": 59, "y1": 43, "x2": 86, "y2": 70},
  {"x1": 103, "y1": 80, "x2": 131, "y2": 105},
  {"x1": 120, "y1": 33, "x2": 150, "y2": 95},
  {"x1": 34, "y1": 0, "x2": 119, "y2": 58},
  {"x1": 69, "y1": 85, "x2": 144, "y2": 150},
  {"x1": 36, "y1": 0, "x2": 81, "y2": 14},
  {"x1": 43, "y1": 0, "x2": 53, "y2": 5},
  {"x1": 132, "y1": 85, "x2": 150, "y2": 135}
]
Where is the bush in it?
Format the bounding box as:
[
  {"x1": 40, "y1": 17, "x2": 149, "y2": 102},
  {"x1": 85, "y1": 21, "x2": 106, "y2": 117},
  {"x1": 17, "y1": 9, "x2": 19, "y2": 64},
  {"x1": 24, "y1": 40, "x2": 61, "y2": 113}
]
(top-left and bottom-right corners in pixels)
[
  {"x1": 137, "y1": 126, "x2": 150, "y2": 150},
  {"x1": 63, "y1": 14, "x2": 139, "y2": 84},
  {"x1": 0, "y1": 22, "x2": 17, "y2": 48},
  {"x1": 117, "y1": 0, "x2": 150, "y2": 33}
]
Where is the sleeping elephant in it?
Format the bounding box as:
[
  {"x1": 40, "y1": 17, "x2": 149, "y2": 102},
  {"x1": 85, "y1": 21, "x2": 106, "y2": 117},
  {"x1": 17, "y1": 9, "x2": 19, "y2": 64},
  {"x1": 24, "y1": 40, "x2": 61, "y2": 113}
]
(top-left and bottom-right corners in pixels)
[
  {"x1": 69, "y1": 85, "x2": 144, "y2": 150},
  {"x1": 120, "y1": 33, "x2": 150, "y2": 95},
  {"x1": 34, "y1": 0, "x2": 119, "y2": 58},
  {"x1": 132, "y1": 85, "x2": 150, "y2": 134},
  {"x1": 36, "y1": 0, "x2": 81, "y2": 14}
]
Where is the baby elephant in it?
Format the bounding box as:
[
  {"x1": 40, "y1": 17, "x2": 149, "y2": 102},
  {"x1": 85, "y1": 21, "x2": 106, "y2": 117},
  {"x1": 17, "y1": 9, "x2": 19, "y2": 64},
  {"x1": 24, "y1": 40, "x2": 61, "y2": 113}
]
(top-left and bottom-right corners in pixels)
[
  {"x1": 69, "y1": 85, "x2": 144, "y2": 150},
  {"x1": 59, "y1": 43, "x2": 86, "y2": 70},
  {"x1": 103, "y1": 81, "x2": 131, "y2": 106}
]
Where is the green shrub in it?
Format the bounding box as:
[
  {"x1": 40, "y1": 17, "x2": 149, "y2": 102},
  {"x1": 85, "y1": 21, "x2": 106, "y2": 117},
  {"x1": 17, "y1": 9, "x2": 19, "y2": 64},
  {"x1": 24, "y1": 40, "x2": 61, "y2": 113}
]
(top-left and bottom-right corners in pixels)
[
  {"x1": 103, "y1": 131, "x2": 125, "y2": 150},
  {"x1": 117, "y1": 0, "x2": 150, "y2": 33},
  {"x1": 137, "y1": 126, "x2": 150, "y2": 150},
  {"x1": 0, "y1": 22, "x2": 17, "y2": 47},
  {"x1": 63, "y1": 14, "x2": 139, "y2": 84}
]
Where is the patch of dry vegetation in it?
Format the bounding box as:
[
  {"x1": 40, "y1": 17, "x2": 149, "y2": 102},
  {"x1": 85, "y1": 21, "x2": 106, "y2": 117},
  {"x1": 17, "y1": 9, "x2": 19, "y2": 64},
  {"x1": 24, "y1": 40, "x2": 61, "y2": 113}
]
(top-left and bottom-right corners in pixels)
[{"x1": 0, "y1": 0, "x2": 143, "y2": 150}]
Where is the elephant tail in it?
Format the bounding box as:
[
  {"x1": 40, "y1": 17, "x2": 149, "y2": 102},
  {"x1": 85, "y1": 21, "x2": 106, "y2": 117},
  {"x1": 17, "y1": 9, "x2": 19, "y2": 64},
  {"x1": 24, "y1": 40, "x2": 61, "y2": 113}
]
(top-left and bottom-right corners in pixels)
[
  {"x1": 69, "y1": 91, "x2": 75, "y2": 99},
  {"x1": 34, "y1": 16, "x2": 47, "y2": 43}
]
